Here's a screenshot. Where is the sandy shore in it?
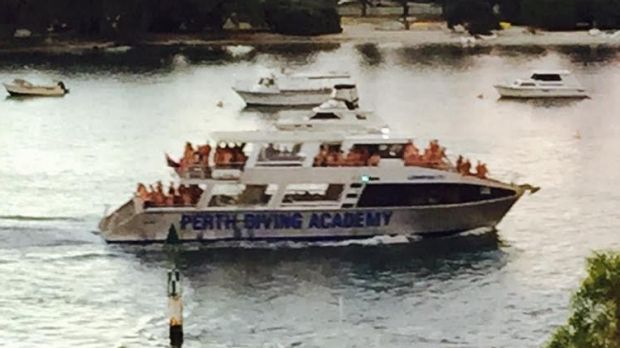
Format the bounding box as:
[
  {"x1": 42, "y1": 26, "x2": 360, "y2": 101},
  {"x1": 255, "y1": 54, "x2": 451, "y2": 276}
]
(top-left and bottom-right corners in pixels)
[{"x1": 1, "y1": 18, "x2": 620, "y2": 54}]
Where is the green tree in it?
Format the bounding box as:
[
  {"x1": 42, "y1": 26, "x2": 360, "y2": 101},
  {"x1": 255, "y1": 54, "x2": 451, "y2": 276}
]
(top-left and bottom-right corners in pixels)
[
  {"x1": 592, "y1": 0, "x2": 620, "y2": 29},
  {"x1": 546, "y1": 252, "x2": 620, "y2": 348},
  {"x1": 443, "y1": 0, "x2": 500, "y2": 34},
  {"x1": 520, "y1": 0, "x2": 578, "y2": 30}
]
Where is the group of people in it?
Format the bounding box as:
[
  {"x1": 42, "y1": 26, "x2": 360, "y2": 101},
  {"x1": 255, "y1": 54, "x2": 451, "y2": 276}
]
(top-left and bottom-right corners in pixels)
[
  {"x1": 456, "y1": 156, "x2": 488, "y2": 179},
  {"x1": 167, "y1": 142, "x2": 248, "y2": 171},
  {"x1": 402, "y1": 140, "x2": 448, "y2": 168},
  {"x1": 313, "y1": 145, "x2": 381, "y2": 167},
  {"x1": 136, "y1": 181, "x2": 203, "y2": 207}
]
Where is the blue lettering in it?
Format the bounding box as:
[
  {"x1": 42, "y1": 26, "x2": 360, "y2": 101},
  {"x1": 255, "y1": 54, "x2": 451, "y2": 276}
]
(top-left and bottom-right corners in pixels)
[
  {"x1": 244, "y1": 213, "x2": 256, "y2": 229},
  {"x1": 365, "y1": 212, "x2": 381, "y2": 227},
  {"x1": 204, "y1": 214, "x2": 213, "y2": 229},
  {"x1": 192, "y1": 215, "x2": 203, "y2": 230},
  {"x1": 382, "y1": 211, "x2": 393, "y2": 226},
  {"x1": 291, "y1": 213, "x2": 303, "y2": 229},
  {"x1": 180, "y1": 215, "x2": 192, "y2": 229},
  {"x1": 331, "y1": 213, "x2": 343, "y2": 228},
  {"x1": 225, "y1": 214, "x2": 237, "y2": 229},
  {"x1": 320, "y1": 213, "x2": 331, "y2": 229},
  {"x1": 309, "y1": 213, "x2": 321, "y2": 228},
  {"x1": 354, "y1": 212, "x2": 363, "y2": 227},
  {"x1": 215, "y1": 214, "x2": 225, "y2": 229}
]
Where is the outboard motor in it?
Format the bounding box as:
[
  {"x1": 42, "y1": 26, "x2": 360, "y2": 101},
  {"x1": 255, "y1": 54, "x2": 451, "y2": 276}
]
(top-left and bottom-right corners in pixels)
[
  {"x1": 331, "y1": 84, "x2": 359, "y2": 110},
  {"x1": 57, "y1": 81, "x2": 69, "y2": 93}
]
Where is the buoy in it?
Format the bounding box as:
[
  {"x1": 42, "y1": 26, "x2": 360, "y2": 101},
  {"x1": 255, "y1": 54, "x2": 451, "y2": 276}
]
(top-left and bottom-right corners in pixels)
[
  {"x1": 574, "y1": 130, "x2": 581, "y2": 139},
  {"x1": 216, "y1": 101, "x2": 223, "y2": 108},
  {"x1": 477, "y1": 93, "x2": 484, "y2": 99},
  {"x1": 168, "y1": 269, "x2": 183, "y2": 348}
]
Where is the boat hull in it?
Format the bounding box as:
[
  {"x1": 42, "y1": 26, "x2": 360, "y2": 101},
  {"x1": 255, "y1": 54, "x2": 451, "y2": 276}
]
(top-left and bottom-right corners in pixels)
[
  {"x1": 4, "y1": 83, "x2": 66, "y2": 97},
  {"x1": 494, "y1": 85, "x2": 588, "y2": 99},
  {"x1": 100, "y1": 194, "x2": 522, "y2": 243},
  {"x1": 233, "y1": 88, "x2": 331, "y2": 106}
]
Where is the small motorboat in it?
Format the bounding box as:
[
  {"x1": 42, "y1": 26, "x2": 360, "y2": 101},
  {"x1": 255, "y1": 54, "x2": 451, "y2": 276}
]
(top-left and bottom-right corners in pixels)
[
  {"x1": 233, "y1": 71, "x2": 352, "y2": 107},
  {"x1": 4, "y1": 79, "x2": 69, "y2": 97},
  {"x1": 494, "y1": 70, "x2": 588, "y2": 99}
]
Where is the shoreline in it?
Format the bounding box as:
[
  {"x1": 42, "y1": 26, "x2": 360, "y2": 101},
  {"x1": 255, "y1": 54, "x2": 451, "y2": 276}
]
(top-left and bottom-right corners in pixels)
[{"x1": 1, "y1": 21, "x2": 620, "y2": 54}]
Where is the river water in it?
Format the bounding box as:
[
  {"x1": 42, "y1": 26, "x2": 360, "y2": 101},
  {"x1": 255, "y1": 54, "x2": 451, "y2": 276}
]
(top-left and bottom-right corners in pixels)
[{"x1": 0, "y1": 43, "x2": 619, "y2": 347}]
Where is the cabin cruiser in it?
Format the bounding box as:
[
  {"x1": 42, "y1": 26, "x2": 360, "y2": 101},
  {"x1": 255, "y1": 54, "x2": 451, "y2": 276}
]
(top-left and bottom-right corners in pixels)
[
  {"x1": 233, "y1": 71, "x2": 351, "y2": 106},
  {"x1": 276, "y1": 84, "x2": 389, "y2": 134},
  {"x1": 99, "y1": 131, "x2": 537, "y2": 244},
  {"x1": 494, "y1": 70, "x2": 588, "y2": 98},
  {"x1": 4, "y1": 79, "x2": 69, "y2": 97}
]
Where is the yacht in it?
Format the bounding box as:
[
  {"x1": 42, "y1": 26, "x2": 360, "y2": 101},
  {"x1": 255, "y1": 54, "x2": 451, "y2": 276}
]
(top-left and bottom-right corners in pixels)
[
  {"x1": 275, "y1": 84, "x2": 389, "y2": 134},
  {"x1": 4, "y1": 79, "x2": 69, "y2": 97},
  {"x1": 494, "y1": 70, "x2": 588, "y2": 98},
  {"x1": 233, "y1": 71, "x2": 351, "y2": 106},
  {"x1": 99, "y1": 131, "x2": 537, "y2": 244}
]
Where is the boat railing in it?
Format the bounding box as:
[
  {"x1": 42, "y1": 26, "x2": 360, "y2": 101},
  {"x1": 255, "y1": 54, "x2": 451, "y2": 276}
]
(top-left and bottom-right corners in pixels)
[{"x1": 176, "y1": 165, "x2": 212, "y2": 180}]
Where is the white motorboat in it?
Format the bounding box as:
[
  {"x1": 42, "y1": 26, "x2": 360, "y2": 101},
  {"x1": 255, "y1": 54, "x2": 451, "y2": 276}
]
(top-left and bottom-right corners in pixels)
[
  {"x1": 275, "y1": 84, "x2": 389, "y2": 134},
  {"x1": 99, "y1": 129, "x2": 537, "y2": 244},
  {"x1": 233, "y1": 71, "x2": 352, "y2": 106},
  {"x1": 494, "y1": 70, "x2": 588, "y2": 99},
  {"x1": 4, "y1": 79, "x2": 69, "y2": 97}
]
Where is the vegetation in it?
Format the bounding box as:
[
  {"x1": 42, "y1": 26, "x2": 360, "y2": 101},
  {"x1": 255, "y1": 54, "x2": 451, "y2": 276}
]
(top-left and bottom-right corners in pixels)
[
  {"x1": 0, "y1": 0, "x2": 341, "y2": 39},
  {"x1": 546, "y1": 251, "x2": 620, "y2": 348},
  {"x1": 442, "y1": 0, "x2": 500, "y2": 35}
]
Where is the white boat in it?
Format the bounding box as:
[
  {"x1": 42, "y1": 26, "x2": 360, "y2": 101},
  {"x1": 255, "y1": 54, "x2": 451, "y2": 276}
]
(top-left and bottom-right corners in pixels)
[
  {"x1": 4, "y1": 79, "x2": 69, "y2": 97},
  {"x1": 494, "y1": 70, "x2": 588, "y2": 99},
  {"x1": 99, "y1": 130, "x2": 537, "y2": 244},
  {"x1": 233, "y1": 71, "x2": 352, "y2": 106},
  {"x1": 275, "y1": 84, "x2": 390, "y2": 134}
]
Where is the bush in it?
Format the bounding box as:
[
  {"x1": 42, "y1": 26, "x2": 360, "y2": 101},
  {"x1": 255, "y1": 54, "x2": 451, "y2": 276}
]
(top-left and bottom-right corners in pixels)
[
  {"x1": 443, "y1": 0, "x2": 500, "y2": 35},
  {"x1": 546, "y1": 251, "x2": 620, "y2": 348},
  {"x1": 264, "y1": 0, "x2": 341, "y2": 36},
  {"x1": 520, "y1": 0, "x2": 578, "y2": 30},
  {"x1": 592, "y1": 0, "x2": 620, "y2": 29}
]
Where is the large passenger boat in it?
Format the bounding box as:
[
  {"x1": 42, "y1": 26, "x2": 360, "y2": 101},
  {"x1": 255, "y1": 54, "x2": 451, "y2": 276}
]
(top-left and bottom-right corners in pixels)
[{"x1": 99, "y1": 130, "x2": 537, "y2": 243}]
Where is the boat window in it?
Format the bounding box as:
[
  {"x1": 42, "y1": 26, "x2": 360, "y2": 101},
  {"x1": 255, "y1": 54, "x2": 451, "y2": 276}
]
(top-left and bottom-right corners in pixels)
[
  {"x1": 257, "y1": 142, "x2": 305, "y2": 164},
  {"x1": 357, "y1": 183, "x2": 515, "y2": 207},
  {"x1": 519, "y1": 82, "x2": 536, "y2": 87},
  {"x1": 310, "y1": 112, "x2": 340, "y2": 120},
  {"x1": 531, "y1": 74, "x2": 562, "y2": 81},
  {"x1": 351, "y1": 143, "x2": 405, "y2": 159},
  {"x1": 281, "y1": 184, "x2": 344, "y2": 205},
  {"x1": 258, "y1": 77, "x2": 275, "y2": 86},
  {"x1": 208, "y1": 184, "x2": 276, "y2": 207}
]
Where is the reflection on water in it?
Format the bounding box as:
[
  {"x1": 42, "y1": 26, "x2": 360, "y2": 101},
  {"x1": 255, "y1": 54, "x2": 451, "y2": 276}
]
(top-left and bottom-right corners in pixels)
[{"x1": 1, "y1": 43, "x2": 620, "y2": 347}]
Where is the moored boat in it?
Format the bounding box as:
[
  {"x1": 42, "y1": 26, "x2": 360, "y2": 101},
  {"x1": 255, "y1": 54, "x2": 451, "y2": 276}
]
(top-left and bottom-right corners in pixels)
[
  {"x1": 494, "y1": 70, "x2": 588, "y2": 99},
  {"x1": 232, "y1": 71, "x2": 352, "y2": 107},
  {"x1": 4, "y1": 79, "x2": 69, "y2": 97},
  {"x1": 275, "y1": 84, "x2": 389, "y2": 134},
  {"x1": 99, "y1": 131, "x2": 537, "y2": 244}
]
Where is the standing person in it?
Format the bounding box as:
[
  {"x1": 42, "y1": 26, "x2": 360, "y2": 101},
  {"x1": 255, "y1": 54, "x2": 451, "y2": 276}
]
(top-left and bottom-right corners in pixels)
[
  {"x1": 166, "y1": 182, "x2": 176, "y2": 206},
  {"x1": 475, "y1": 161, "x2": 488, "y2": 179},
  {"x1": 182, "y1": 142, "x2": 195, "y2": 168},
  {"x1": 461, "y1": 159, "x2": 472, "y2": 176},
  {"x1": 456, "y1": 155, "x2": 464, "y2": 173}
]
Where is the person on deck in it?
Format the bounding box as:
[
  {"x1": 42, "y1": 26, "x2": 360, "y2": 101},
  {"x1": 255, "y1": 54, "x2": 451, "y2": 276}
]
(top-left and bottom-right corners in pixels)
[
  {"x1": 181, "y1": 142, "x2": 195, "y2": 168},
  {"x1": 456, "y1": 155, "x2": 464, "y2": 173},
  {"x1": 367, "y1": 153, "x2": 381, "y2": 166},
  {"x1": 166, "y1": 182, "x2": 176, "y2": 206},
  {"x1": 461, "y1": 159, "x2": 472, "y2": 176},
  {"x1": 198, "y1": 144, "x2": 211, "y2": 166},
  {"x1": 136, "y1": 183, "x2": 149, "y2": 200},
  {"x1": 475, "y1": 161, "x2": 488, "y2": 179}
]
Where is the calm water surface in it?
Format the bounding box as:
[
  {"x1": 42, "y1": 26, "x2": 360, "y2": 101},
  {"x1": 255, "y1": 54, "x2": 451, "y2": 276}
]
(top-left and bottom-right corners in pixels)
[{"x1": 1, "y1": 43, "x2": 620, "y2": 347}]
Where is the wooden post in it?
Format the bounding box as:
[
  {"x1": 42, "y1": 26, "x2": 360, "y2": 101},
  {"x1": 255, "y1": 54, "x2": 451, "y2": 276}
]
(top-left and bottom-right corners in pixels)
[{"x1": 168, "y1": 269, "x2": 183, "y2": 348}]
